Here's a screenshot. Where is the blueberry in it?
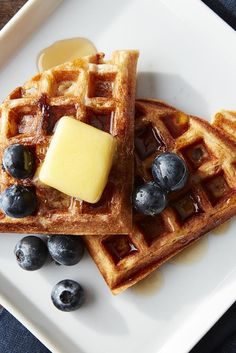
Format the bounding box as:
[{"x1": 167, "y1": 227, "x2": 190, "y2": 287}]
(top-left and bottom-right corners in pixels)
[
  {"x1": 3, "y1": 144, "x2": 35, "y2": 179},
  {"x1": 14, "y1": 236, "x2": 48, "y2": 271},
  {"x1": 0, "y1": 185, "x2": 37, "y2": 218},
  {"x1": 152, "y1": 152, "x2": 188, "y2": 192},
  {"x1": 47, "y1": 235, "x2": 84, "y2": 266},
  {"x1": 133, "y1": 181, "x2": 167, "y2": 216},
  {"x1": 51, "y1": 280, "x2": 85, "y2": 312}
]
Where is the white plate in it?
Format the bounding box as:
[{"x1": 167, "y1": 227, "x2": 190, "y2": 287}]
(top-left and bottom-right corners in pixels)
[{"x1": 0, "y1": 1, "x2": 236, "y2": 352}]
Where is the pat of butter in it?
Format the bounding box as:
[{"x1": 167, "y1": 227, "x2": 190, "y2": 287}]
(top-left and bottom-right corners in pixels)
[{"x1": 39, "y1": 116, "x2": 116, "y2": 203}]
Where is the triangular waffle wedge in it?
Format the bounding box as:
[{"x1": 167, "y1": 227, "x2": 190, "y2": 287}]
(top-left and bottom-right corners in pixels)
[
  {"x1": 0, "y1": 50, "x2": 139, "y2": 234},
  {"x1": 85, "y1": 99, "x2": 236, "y2": 294}
]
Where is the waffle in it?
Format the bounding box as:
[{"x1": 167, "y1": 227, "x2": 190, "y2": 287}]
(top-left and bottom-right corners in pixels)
[
  {"x1": 85, "y1": 99, "x2": 236, "y2": 294},
  {"x1": 0, "y1": 50, "x2": 139, "y2": 235},
  {"x1": 213, "y1": 110, "x2": 236, "y2": 142}
]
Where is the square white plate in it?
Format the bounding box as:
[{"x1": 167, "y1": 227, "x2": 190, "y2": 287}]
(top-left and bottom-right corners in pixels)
[{"x1": 0, "y1": 1, "x2": 236, "y2": 352}]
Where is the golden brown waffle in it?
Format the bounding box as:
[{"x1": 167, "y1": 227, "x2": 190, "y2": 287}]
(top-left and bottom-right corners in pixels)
[
  {"x1": 213, "y1": 110, "x2": 236, "y2": 142},
  {"x1": 0, "y1": 50, "x2": 139, "y2": 234},
  {"x1": 85, "y1": 99, "x2": 236, "y2": 294}
]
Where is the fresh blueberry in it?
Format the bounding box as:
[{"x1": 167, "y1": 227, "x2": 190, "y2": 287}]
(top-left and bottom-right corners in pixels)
[
  {"x1": 152, "y1": 152, "x2": 188, "y2": 192},
  {"x1": 133, "y1": 181, "x2": 167, "y2": 216},
  {"x1": 47, "y1": 235, "x2": 84, "y2": 266},
  {"x1": 0, "y1": 185, "x2": 37, "y2": 218},
  {"x1": 3, "y1": 144, "x2": 35, "y2": 179},
  {"x1": 51, "y1": 280, "x2": 85, "y2": 312},
  {"x1": 14, "y1": 236, "x2": 48, "y2": 271}
]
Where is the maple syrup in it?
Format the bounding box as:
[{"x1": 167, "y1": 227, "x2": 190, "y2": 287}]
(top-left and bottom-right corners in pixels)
[
  {"x1": 82, "y1": 182, "x2": 114, "y2": 214},
  {"x1": 87, "y1": 111, "x2": 114, "y2": 133},
  {"x1": 102, "y1": 234, "x2": 138, "y2": 265},
  {"x1": 131, "y1": 270, "x2": 163, "y2": 295},
  {"x1": 213, "y1": 221, "x2": 231, "y2": 236},
  {"x1": 170, "y1": 236, "x2": 208, "y2": 264},
  {"x1": 134, "y1": 123, "x2": 166, "y2": 161},
  {"x1": 162, "y1": 112, "x2": 189, "y2": 138},
  {"x1": 136, "y1": 215, "x2": 171, "y2": 246},
  {"x1": 37, "y1": 37, "x2": 97, "y2": 72},
  {"x1": 171, "y1": 191, "x2": 204, "y2": 224}
]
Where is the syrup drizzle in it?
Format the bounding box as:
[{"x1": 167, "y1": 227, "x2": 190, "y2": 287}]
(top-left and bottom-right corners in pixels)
[{"x1": 134, "y1": 123, "x2": 166, "y2": 161}]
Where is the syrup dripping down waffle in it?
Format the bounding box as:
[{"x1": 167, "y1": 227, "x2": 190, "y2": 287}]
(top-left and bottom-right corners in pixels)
[
  {"x1": 85, "y1": 99, "x2": 236, "y2": 294},
  {"x1": 0, "y1": 50, "x2": 139, "y2": 234}
]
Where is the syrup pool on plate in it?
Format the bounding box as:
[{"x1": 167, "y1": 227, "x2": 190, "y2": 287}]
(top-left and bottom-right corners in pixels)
[
  {"x1": 213, "y1": 221, "x2": 231, "y2": 235},
  {"x1": 37, "y1": 37, "x2": 97, "y2": 71},
  {"x1": 170, "y1": 236, "x2": 208, "y2": 264},
  {"x1": 131, "y1": 270, "x2": 164, "y2": 296}
]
